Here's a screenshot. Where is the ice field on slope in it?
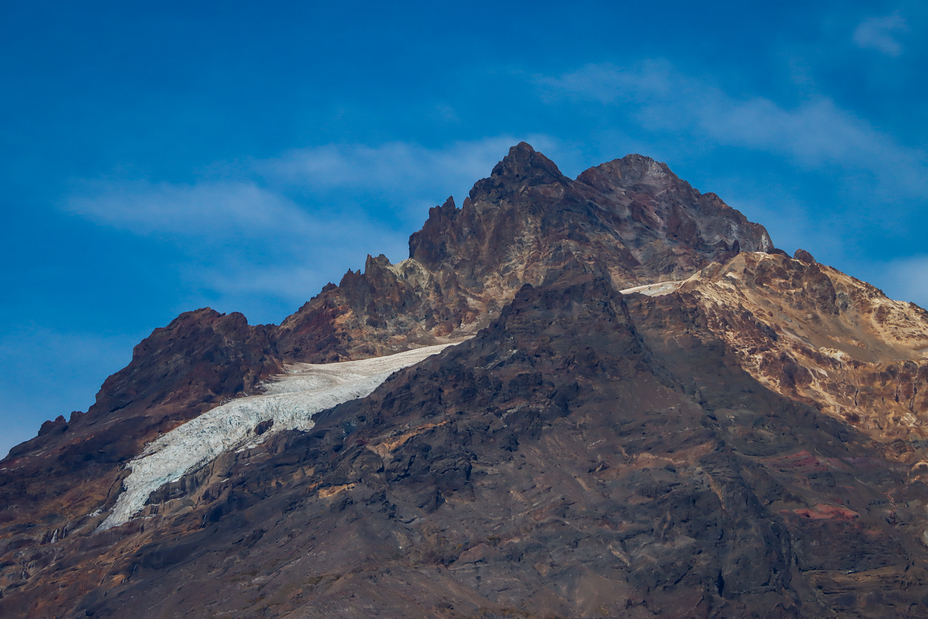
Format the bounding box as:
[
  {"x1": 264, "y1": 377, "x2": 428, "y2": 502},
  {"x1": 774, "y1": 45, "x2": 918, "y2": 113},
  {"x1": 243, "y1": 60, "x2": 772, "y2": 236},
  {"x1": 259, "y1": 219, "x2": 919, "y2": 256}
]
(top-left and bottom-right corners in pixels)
[
  {"x1": 98, "y1": 343, "x2": 454, "y2": 531},
  {"x1": 619, "y1": 280, "x2": 684, "y2": 297}
]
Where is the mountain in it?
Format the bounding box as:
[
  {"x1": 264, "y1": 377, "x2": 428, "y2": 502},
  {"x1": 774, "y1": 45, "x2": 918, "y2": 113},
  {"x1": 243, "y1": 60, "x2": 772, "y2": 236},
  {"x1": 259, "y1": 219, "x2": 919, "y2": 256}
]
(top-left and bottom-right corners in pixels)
[
  {"x1": 2, "y1": 143, "x2": 927, "y2": 618},
  {"x1": 276, "y1": 143, "x2": 770, "y2": 361}
]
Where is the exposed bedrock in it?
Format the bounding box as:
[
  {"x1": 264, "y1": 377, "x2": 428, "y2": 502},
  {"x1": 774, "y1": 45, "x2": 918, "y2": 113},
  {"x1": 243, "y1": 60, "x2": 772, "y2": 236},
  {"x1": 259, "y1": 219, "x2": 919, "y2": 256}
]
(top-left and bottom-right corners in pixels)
[
  {"x1": 6, "y1": 275, "x2": 926, "y2": 618},
  {"x1": 0, "y1": 309, "x2": 282, "y2": 548},
  {"x1": 275, "y1": 142, "x2": 772, "y2": 363},
  {"x1": 99, "y1": 344, "x2": 454, "y2": 531},
  {"x1": 681, "y1": 251, "x2": 928, "y2": 449}
]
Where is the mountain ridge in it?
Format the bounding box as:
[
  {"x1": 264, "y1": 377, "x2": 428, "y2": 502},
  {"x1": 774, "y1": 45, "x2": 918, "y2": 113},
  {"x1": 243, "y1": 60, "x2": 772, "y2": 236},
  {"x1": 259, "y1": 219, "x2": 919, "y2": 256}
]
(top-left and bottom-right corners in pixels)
[
  {"x1": 2, "y1": 143, "x2": 927, "y2": 618},
  {"x1": 276, "y1": 142, "x2": 771, "y2": 363}
]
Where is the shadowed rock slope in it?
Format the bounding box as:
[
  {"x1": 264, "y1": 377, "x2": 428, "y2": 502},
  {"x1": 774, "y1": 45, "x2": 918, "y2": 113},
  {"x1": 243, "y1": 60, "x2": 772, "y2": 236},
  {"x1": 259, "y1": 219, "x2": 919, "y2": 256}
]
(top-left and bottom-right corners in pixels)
[
  {"x1": 3, "y1": 144, "x2": 927, "y2": 618},
  {"x1": 6, "y1": 275, "x2": 928, "y2": 618}
]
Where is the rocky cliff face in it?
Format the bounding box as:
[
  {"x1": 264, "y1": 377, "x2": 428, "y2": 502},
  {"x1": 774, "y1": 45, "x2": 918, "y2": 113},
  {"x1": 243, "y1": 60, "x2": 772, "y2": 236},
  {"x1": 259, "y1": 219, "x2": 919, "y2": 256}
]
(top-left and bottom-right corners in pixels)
[
  {"x1": 275, "y1": 143, "x2": 771, "y2": 362},
  {"x1": 1, "y1": 144, "x2": 926, "y2": 618},
  {"x1": 679, "y1": 251, "x2": 928, "y2": 449}
]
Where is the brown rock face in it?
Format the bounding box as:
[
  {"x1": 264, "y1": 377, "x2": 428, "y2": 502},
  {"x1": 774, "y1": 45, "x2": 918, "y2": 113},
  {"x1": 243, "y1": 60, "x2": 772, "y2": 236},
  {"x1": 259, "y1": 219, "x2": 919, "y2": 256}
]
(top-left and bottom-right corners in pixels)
[
  {"x1": 7, "y1": 275, "x2": 928, "y2": 618},
  {"x1": 275, "y1": 142, "x2": 771, "y2": 362},
  {"x1": 2, "y1": 143, "x2": 925, "y2": 618},
  {"x1": 678, "y1": 252, "x2": 928, "y2": 449}
]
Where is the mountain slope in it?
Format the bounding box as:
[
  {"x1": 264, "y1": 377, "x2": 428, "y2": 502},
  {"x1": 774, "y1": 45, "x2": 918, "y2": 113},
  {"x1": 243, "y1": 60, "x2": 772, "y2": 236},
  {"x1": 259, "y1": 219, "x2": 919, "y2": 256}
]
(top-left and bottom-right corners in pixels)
[
  {"x1": 0, "y1": 309, "x2": 281, "y2": 547},
  {"x1": 686, "y1": 251, "x2": 928, "y2": 446},
  {"x1": 2, "y1": 144, "x2": 926, "y2": 618}
]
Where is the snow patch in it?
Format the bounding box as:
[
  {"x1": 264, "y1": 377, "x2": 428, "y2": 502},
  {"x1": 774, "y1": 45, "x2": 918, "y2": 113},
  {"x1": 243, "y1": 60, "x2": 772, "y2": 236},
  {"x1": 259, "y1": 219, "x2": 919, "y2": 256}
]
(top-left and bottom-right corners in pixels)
[
  {"x1": 620, "y1": 280, "x2": 684, "y2": 297},
  {"x1": 97, "y1": 343, "x2": 454, "y2": 531}
]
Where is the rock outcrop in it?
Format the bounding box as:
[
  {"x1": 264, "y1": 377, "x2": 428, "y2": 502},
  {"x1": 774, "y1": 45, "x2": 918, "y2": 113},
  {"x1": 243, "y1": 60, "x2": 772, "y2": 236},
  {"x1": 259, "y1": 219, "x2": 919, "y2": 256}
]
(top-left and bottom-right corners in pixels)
[{"x1": 679, "y1": 252, "x2": 928, "y2": 449}]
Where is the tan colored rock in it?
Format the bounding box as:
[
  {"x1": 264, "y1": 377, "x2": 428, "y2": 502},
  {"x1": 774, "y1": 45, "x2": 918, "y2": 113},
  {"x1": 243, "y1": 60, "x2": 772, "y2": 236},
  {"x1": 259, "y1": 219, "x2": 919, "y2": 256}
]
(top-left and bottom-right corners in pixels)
[{"x1": 679, "y1": 252, "x2": 928, "y2": 452}]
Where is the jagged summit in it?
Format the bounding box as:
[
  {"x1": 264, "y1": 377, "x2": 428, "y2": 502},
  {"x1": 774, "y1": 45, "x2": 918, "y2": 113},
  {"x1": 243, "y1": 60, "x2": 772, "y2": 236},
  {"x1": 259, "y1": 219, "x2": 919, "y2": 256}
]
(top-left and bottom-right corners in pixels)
[
  {"x1": 472, "y1": 141, "x2": 570, "y2": 199},
  {"x1": 284, "y1": 143, "x2": 772, "y2": 362},
  {"x1": 4, "y1": 144, "x2": 927, "y2": 618},
  {"x1": 583, "y1": 152, "x2": 676, "y2": 186},
  {"x1": 794, "y1": 247, "x2": 816, "y2": 264}
]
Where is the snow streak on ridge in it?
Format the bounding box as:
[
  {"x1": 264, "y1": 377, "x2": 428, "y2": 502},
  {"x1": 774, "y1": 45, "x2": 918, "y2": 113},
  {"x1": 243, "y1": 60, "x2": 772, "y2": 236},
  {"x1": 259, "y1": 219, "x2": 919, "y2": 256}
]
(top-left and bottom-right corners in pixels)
[{"x1": 98, "y1": 344, "x2": 454, "y2": 531}]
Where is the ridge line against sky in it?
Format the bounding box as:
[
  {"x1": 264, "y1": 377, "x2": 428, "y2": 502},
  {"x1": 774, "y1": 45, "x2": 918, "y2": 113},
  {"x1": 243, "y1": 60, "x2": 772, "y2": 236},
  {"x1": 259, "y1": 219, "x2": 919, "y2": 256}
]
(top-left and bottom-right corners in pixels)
[{"x1": 2, "y1": 1, "x2": 926, "y2": 457}]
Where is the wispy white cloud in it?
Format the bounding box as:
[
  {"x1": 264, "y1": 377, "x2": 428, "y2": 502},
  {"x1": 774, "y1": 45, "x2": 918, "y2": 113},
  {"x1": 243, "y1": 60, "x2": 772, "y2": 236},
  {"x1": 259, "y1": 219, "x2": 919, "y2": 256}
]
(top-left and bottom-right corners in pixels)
[
  {"x1": 537, "y1": 61, "x2": 928, "y2": 197},
  {"x1": 66, "y1": 180, "x2": 317, "y2": 240},
  {"x1": 180, "y1": 226, "x2": 408, "y2": 310},
  {"x1": 65, "y1": 178, "x2": 414, "y2": 321},
  {"x1": 854, "y1": 13, "x2": 907, "y2": 56},
  {"x1": 68, "y1": 136, "x2": 563, "y2": 240},
  {"x1": 538, "y1": 60, "x2": 676, "y2": 106}
]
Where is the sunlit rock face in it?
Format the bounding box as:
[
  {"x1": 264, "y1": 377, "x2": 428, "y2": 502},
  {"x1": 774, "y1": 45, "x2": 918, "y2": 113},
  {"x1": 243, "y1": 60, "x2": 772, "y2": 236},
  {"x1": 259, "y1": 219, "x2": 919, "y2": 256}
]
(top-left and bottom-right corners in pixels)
[
  {"x1": 4, "y1": 144, "x2": 928, "y2": 618},
  {"x1": 677, "y1": 251, "x2": 928, "y2": 449}
]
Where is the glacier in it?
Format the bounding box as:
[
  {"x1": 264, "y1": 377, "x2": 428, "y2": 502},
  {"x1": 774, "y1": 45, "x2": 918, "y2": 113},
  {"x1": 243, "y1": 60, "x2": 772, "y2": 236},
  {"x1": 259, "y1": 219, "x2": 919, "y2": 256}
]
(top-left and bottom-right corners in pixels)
[{"x1": 98, "y1": 343, "x2": 455, "y2": 531}]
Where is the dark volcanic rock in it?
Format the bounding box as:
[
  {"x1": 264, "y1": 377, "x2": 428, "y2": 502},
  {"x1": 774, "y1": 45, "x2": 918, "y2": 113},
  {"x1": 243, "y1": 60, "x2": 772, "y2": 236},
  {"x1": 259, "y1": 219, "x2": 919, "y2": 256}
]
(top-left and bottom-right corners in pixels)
[
  {"x1": 793, "y1": 248, "x2": 816, "y2": 264},
  {"x1": 8, "y1": 275, "x2": 928, "y2": 618},
  {"x1": 91, "y1": 308, "x2": 280, "y2": 418}
]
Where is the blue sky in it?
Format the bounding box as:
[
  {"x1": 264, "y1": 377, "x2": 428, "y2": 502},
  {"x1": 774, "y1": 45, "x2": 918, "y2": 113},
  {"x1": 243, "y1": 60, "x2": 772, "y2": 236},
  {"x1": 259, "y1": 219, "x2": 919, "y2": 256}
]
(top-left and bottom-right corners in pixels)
[{"x1": 2, "y1": 0, "x2": 927, "y2": 457}]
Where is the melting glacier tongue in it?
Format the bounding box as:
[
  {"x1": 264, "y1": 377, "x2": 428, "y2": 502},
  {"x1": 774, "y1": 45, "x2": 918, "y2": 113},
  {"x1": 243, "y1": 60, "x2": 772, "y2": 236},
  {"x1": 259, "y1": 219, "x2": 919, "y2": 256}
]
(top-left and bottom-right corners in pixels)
[{"x1": 98, "y1": 343, "x2": 454, "y2": 531}]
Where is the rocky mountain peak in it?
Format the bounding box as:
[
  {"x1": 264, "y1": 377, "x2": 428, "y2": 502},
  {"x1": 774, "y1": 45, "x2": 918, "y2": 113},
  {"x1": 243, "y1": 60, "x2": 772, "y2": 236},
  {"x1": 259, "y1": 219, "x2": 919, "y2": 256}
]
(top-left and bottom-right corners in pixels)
[
  {"x1": 793, "y1": 247, "x2": 816, "y2": 264},
  {"x1": 575, "y1": 153, "x2": 674, "y2": 193},
  {"x1": 282, "y1": 145, "x2": 775, "y2": 364},
  {"x1": 611, "y1": 152, "x2": 675, "y2": 184},
  {"x1": 363, "y1": 253, "x2": 393, "y2": 273},
  {"x1": 490, "y1": 141, "x2": 567, "y2": 181},
  {"x1": 467, "y1": 141, "x2": 570, "y2": 205},
  {"x1": 10, "y1": 144, "x2": 926, "y2": 618}
]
